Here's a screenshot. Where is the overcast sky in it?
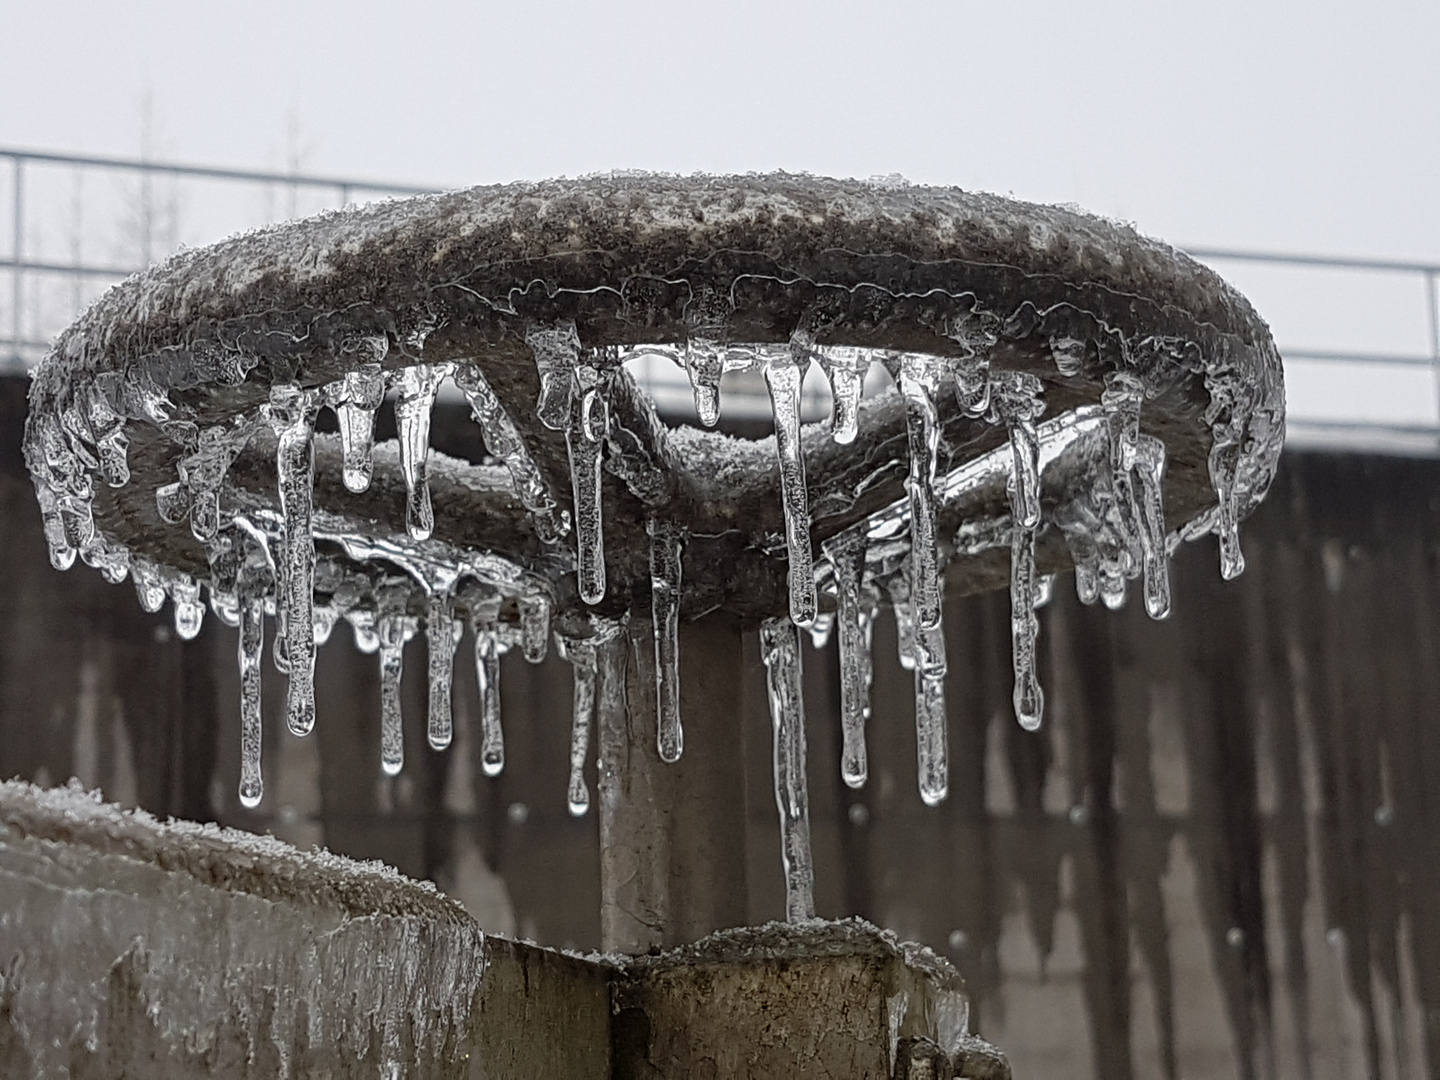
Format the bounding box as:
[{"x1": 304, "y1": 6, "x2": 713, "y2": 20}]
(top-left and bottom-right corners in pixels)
[{"x1": 5, "y1": 0, "x2": 1440, "y2": 424}]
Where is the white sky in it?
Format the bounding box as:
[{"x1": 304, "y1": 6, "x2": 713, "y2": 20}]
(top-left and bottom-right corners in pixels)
[{"x1": 5, "y1": 0, "x2": 1440, "y2": 429}]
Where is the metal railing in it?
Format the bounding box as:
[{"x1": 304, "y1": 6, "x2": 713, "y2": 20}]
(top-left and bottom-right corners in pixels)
[{"x1": 3, "y1": 145, "x2": 1437, "y2": 453}]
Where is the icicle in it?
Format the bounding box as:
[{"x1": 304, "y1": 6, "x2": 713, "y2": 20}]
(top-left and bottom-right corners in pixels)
[
  {"x1": 1034, "y1": 573, "x2": 1056, "y2": 609},
  {"x1": 169, "y1": 574, "x2": 205, "y2": 640},
  {"x1": 683, "y1": 338, "x2": 726, "y2": 427},
  {"x1": 759, "y1": 616, "x2": 815, "y2": 922},
  {"x1": 464, "y1": 590, "x2": 505, "y2": 777},
  {"x1": 566, "y1": 638, "x2": 597, "y2": 816},
  {"x1": 1133, "y1": 434, "x2": 1172, "y2": 619},
  {"x1": 1010, "y1": 522, "x2": 1044, "y2": 731},
  {"x1": 83, "y1": 389, "x2": 130, "y2": 488},
  {"x1": 330, "y1": 344, "x2": 387, "y2": 493},
  {"x1": 517, "y1": 593, "x2": 550, "y2": 663},
  {"x1": 992, "y1": 372, "x2": 1044, "y2": 530},
  {"x1": 824, "y1": 530, "x2": 874, "y2": 789},
  {"x1": 426, "y1": 590, "x2": 458, "y2": 751},
  {"x1": 1099, "y1": 565, "x2": 1128, "y2": 610},
  {"x1": 236, "y1": 531, "x2": 273, "y2": 809},
  {"x1": 393, "y1": 363, "x2": 451, "y2": 542},
  {"x1": 761, "y1": 338, "x2": 817, "y2": 628},
  {"x1": 155, "y1": 481, "x2": 190, "y2": 525},
  {"x1": 806, "y1": 611, "x2": 834, "y2": 649},
  {"x1": 566, "y1": 360, "x2": 609, "y2": 605},
  {"x1": 815, "y1": 345, "x2": 870, "y2": 444},
  {"x1": 454, "y1": 363, "x2": 570, "y2": 543},
  {"x1": 269, "y1": 384, "x2": 318, "y2": 737},
  {"x1": 528, "y1": 322, "x2": 581, "y2": 431},
  {"x1": 132, "y1": 560, "x2": 166, "y2": 613},
  {"x1": 899, "y1": 354, "x2": 944, "y2": 631},
  {"x1": 347, "y1": 609, "x2": 380, "y2": 654},
  {"x1": 915, "y1": 667, "x2": 948, "y2": 806},
  {"x1": 953, "y1": 356, "x2": 991, "y2": 417},
  {"x1": 34, "y1": 483, "x2": 75, "y2": 571},
  {"x1": 178, "y1": 426, "x2": 246, "y2": 543},
  {"x1": 377, "y1": 584, "x2": 410, "y2": 776},
  {"x1": 1049, "y1": 335, "x2": 1086, "y2": 376},
  {"x1": 648, "y1": 518, "x2": 684, "y2": 763}
]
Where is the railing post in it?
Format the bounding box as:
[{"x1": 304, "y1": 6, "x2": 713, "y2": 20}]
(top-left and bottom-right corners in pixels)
[
  {"x1": 11, "y1": 156, "x2": 22, "y2": 369},
  {"x1": 1427, "y1": 269, "x2": 1439, "y2": 440}
]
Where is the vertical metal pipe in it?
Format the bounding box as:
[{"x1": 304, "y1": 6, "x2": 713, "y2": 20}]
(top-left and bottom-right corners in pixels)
[
  {"x1": 1427, "y1": 270, "x2": 1439, "y2": 438},
  {"x1": 12, "y1": 156, "x2": 22, "y2": 366}
]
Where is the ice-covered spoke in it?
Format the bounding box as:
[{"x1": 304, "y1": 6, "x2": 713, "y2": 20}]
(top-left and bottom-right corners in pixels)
[
  {"x1": 991, "y1": 371, "x2": 1045, "y2": 530},
  {"x1": 760, "y1": 616, "x2": 815, "y2": 922},
  {"x1": 823, "y1": 530, "x2": 874, "y2": 789},
  {"x1": 648, "y1": 518, "x2": 685, "y2": 764},
  {"x1": 1009, "y1": 522, "x2": 1044, "y2": 731},
  {"x1": 565, "y1": 360, "x2": 610, "y2": 605},
  {"x1": 426, "y1": 590, "x2": 458, "y2": 751},
  {"x1": 683, "y1": 338, "x2": 726, "y2": 427},
  {"x1": 394, "y1": 363, "x2": 452, "y2": 542},
  {"x1": 565, "y1": 638, "x2": 597, "y2": 817},
  {"x1": 454, "y1": 363, "x2": 570, "y2": 543},
  {"x1": 268, "y1": 384, "x2": 320, "y2": 737},
  {"x1": 463, "y1": 589, "x2": 505, "y2": 778},
  {"x1": 517, "y1": 592, "x2": 551, "y2": 663},
  {"x1": 376, "y1": 583, "x2": 412, "y2": 777},
  {"x1": 761, "y1": 338, "x2": 817, "y2": 628},
  {"x1": 327, "y1": 342, "x2": 387, "y2": 493},
  {"x1": 899, "y1": 354, "x2": 945, "y2": 631},
  {"x1": 1133, "y1": 433, "x2": 1172, "y2": 619},
  {"x1": 527, "y1": 321, "x2": 581, "y2": 431},
  {"x1": 815, "y1": 345, "x2": 871, "y2": 444}
]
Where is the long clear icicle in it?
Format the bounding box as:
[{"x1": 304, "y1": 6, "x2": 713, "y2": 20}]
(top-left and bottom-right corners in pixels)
[
  {"x1": 377, "y1": 588, "x2": 409, "y2": 776},
  {"x1": 566, "y1": 360, "x2": 609, "y2": 605},
  {"x1": 454, "y1": 363, "x2": 570, "y2": 544},
  {"x1": 824, "y1": 530, "x2": 873, "y2": 789},
  {"x1": 899, "y1": 354, "x2": 944, "y2": 631},
  {"x1": 915, "y1": 666, "x2": 948, "y2": 806},
  {"x1": 426, "y1": 590, "x2": 458, "y2": 751},
  {"x1": 332, "y1": 345, "x2": 387, "y2": 493},
  {"x1": 648, "y1": 518, "x2": 684, "y2": 763},
  {"x1": 1133, "y1": 434, "x2": 1172, "y2": 619},
  {"x1": 1010, "y1": 521, "x2": 1044, "y2": 731},
  {"x1": 762, "y1": 339, "x2": 817, "y2": 627},
  {"x1": 236, "y1": 532, "x2": 271, "y2": 809},
  {"x1": 567, "y1": 639, "x2": 597, "y2": 816},
  {"x1": 759, "y1": 616, "x2": 815, "y2": 922},
  {"x1": 467, "y1": 593, "x2": 504, "y2": 777},
  {"x1": 394, "y1": 364, "x2": 451, "y2": 542},
  {"x1": 270, "y1": 385, "x2": 318, "y2": 737}
]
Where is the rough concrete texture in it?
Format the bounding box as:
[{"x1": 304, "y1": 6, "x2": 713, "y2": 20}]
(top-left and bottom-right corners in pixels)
[
  {"x1": 0, "y1": 781, "x2": 1005, "y2": 1079},
  {"x1": 611, "y1": 919, "x2": 1006, "y2": 1079}
]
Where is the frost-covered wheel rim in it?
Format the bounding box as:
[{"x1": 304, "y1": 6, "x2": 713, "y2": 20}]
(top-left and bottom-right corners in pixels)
[{"x1": 25, "y1": 174, "x2": 1283, "y2": 915}]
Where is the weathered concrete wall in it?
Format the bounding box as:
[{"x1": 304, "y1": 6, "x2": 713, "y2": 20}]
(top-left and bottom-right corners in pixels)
[{"x1": 2, "y1": 376, "x2": 1438, "y2": 1079}]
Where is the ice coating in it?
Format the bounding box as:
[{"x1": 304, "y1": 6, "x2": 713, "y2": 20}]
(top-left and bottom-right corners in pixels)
[
  {"x1": 898, "y1": 353, "x2": 945, "y2": 631},
  {"x1": 823, "y1": 530, "x2": 874, "y2": 789},
  {"x1": 326, "y1": 340, "x2": 388, "y2": 493},
  {"x1": 567, "y1": 359, "x2": 609, "y2": 605},
  {"x1": 649, "y1": 518, "x2": 684, "y2": 764},
  {"x1": 269, "y1": 385, "x2": 319, "y2": 737},
  {"x1": 393, "y1": 363, "x2": 452, "y2": 542},
  {"x1": 762, "y1": 339, "x2": 818, "y2": 628},
  {"x1": 760, "y1": 617, "x2": 815, "y2": 922},
  {"x1": 454, "y1": 362, "x2": 570, "y2": 544},
  {"x1": 992, "y1": 371, "x2": 1045, "y2": 530},
  {"x1": 565, "y1": 638, "x2": 597, "y2": 816},
  {"x1": 426, "y1": 590, "x2": 458, "y2": 751},
  {"x1": 463, "y1": 588, "x2": 505, "y2": 778}
]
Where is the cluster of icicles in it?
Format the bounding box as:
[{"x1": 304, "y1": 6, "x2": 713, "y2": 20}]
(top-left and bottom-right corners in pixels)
[{"x1": 27, "y1": 320, "x2": 1269, "y2": 922}]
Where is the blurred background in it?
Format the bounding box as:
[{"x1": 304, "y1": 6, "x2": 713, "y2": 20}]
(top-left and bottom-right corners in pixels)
[{"x1": 2, "y1": 2, "x2": 1438, "y2": 1078}]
